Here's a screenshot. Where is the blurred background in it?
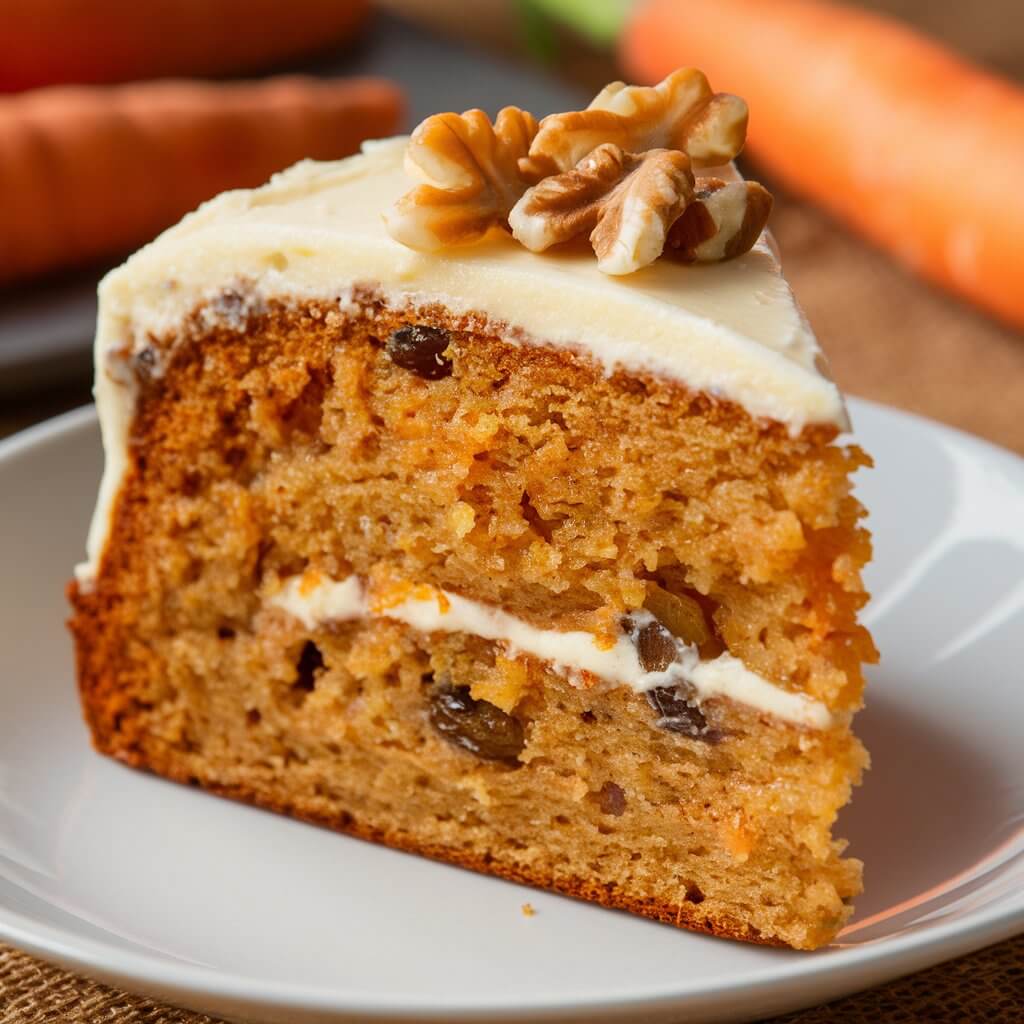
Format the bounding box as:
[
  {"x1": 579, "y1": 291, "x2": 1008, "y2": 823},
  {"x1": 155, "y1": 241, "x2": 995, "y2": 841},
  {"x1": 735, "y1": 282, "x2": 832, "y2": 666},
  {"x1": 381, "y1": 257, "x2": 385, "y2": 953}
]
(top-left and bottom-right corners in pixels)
[{"x1": 1, "y1": 0, "x2": 1022, "y2": 450}]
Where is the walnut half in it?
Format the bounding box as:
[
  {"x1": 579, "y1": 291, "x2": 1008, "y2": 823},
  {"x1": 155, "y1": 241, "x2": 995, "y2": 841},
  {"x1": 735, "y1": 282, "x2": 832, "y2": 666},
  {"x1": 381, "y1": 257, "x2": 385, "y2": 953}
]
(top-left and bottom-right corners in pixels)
[
  {"x1": 383, "y1": 106, "x2": 539, "y2": 251},
  {"x1": 510, "y1": 144, "x2": 695, "y2": 276},
  {"x1": 521, "y1": 69, "x2": 748, "y2": 180},
  {"x1": 666, "y1": 178, "x2": 774, "y2": 263},
  {"x1": 510, "y1": 146, "x2": 772, "y2": 275}
]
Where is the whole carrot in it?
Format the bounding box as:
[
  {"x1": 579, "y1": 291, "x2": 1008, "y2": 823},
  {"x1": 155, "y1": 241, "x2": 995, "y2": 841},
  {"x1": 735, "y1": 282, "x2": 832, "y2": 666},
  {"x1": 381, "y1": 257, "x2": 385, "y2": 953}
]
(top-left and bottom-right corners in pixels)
[
  {"x1": 622, "y1": 0, "x2": 1024, "y2": 330},
  {"x1": 0, "y1": 76, "x2": 403, "y2": 285},
  {"x1": 0, "y1": 0, "x2": 369, "y2": 92}
]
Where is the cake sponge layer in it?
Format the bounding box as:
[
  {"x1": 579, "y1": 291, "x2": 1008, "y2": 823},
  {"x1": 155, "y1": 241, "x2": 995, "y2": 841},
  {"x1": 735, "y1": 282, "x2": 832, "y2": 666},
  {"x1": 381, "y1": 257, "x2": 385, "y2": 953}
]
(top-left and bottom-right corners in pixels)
[
  {"x1": 82, "y1": 292, "x2": 874, "y2": 710},
  {"x1": 70, "y1": 595, "x2": 865, "y2": 949},
  {"x1": 69, "y1": 292, "x2": 875, "y2": 948}
]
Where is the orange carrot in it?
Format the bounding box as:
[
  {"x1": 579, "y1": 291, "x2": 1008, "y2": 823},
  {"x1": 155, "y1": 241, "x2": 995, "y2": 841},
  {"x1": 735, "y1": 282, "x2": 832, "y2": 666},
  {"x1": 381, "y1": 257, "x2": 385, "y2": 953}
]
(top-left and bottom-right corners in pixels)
[
  {"x1": 0, "y1": 0, "x2": 369, "y2": 92},
  {"x1": 622, "y1": 0, "x2": 1024, "y2": 331},
  {"x1": 0, "y1": 76, "x2": 403, "y2": 285}
]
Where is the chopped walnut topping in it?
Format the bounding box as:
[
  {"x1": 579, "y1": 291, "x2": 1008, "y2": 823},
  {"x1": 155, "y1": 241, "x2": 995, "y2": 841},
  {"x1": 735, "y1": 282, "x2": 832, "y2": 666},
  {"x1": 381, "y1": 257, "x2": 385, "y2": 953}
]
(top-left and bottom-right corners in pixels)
[
  {"x1": 383, "y1": 106, "x2": 539, "y2": 251},
  {"x1": 510, "y1": 144, "x2": 695, "y2": 275},
  {"x1": 666, "y1": 178, "x2": 774, "y2": 263},
  {"x1": 387, "y1": 69, "x2": 771, "y2": 274},
  {"x1": 521, "y1": 69, "x2": 748, "y2": 180}
]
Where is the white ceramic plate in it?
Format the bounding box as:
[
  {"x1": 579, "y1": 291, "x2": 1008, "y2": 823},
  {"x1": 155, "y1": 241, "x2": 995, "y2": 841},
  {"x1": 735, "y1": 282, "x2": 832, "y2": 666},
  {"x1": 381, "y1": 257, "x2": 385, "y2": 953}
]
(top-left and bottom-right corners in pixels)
[{"x1": 0, "y1": 401, "x2": 1021, "y2": 1024}]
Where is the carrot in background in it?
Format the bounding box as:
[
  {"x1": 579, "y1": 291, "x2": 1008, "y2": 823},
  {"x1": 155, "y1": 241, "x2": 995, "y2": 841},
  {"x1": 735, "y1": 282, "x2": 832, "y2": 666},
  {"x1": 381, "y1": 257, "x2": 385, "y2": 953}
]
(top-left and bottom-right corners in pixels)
[
  {"x1": 0, "y1": 0, "x2": 370, "y2": 92},
  {"x1": 0, "y1": 76, "x2": 403, "y2": 285},
  {"x1": 622, "y1": 0, "x2": 1024, "y2": 331}
]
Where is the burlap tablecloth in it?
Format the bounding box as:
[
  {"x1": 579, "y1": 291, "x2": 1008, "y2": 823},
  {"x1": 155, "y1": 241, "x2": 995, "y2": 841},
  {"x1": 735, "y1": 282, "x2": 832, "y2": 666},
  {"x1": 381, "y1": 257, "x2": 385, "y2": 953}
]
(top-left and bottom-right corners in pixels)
[{"x1": 3, "y1": 934, "x2": 1020, "y2": 1024}]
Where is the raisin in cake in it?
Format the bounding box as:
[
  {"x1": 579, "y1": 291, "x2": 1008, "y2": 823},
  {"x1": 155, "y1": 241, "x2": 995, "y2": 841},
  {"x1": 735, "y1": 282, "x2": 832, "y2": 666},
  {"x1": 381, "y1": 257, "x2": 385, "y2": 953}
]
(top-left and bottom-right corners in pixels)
[{"x1": 69, "y1": 71, "x2": 876, "y2": 950}]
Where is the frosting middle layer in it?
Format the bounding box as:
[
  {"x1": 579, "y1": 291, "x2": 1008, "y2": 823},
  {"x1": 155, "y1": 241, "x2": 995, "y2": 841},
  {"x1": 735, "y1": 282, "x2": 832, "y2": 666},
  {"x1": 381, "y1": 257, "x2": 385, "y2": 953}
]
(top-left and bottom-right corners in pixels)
[{"x1": 269, "y1": 572, "x2": 834, "y2": 730}]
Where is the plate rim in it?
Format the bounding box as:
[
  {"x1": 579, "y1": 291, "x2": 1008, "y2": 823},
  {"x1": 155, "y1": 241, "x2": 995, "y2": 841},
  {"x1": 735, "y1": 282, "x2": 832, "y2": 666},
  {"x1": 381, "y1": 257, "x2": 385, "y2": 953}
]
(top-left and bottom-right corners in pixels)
[{"x1": 1, "y1": 399, "x2": 1022, "y2": 1021}]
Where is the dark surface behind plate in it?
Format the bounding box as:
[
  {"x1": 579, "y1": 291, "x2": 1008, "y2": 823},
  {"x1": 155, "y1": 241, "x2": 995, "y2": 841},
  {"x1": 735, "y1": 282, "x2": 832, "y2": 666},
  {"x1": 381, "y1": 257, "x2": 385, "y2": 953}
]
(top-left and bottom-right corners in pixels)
[{"x1": 0, "y1": 12, "x2": 584, "y2": 399}]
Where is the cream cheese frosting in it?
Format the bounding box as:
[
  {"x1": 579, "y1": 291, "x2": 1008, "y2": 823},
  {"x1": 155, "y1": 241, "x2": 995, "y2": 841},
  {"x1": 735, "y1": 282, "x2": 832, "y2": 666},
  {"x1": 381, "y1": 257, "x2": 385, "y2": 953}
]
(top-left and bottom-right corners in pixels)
[
  {"x1": 78, "y1": 135, "x2": 845, "y2": 583},
  {"x1": 269, "y1": 572, "x2": 833, "y2": 730}
]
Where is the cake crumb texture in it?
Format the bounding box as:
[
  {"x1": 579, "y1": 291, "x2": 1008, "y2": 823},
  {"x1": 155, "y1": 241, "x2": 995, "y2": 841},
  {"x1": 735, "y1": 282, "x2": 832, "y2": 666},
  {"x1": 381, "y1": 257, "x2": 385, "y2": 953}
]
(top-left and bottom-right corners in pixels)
[{"x1": 69, "y1": 293, "x2": 875, "y2": 949}]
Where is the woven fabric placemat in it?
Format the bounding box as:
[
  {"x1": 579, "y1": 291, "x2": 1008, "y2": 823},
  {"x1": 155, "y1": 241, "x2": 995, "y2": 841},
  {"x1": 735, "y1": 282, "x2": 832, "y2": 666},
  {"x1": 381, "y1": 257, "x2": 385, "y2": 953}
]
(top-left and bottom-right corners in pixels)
[{"x1": 2, "y1": 934, "x2": 1022, "y2": 1023}]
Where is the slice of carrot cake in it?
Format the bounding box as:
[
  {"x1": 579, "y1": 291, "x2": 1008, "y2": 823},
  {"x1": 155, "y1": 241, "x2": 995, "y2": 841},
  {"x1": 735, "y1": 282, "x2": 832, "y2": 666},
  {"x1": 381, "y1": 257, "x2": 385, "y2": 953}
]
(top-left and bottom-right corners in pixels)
[{"x1": 69, "y1": 70, "x2": 876, "y2": 950}]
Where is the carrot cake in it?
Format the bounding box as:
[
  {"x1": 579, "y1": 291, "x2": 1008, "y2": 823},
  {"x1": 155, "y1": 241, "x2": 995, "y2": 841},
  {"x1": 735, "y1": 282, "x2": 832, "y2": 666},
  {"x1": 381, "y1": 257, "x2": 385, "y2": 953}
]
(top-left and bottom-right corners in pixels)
[{"x1": 68, "y1": 70, "x2": 876, "y2": 950}]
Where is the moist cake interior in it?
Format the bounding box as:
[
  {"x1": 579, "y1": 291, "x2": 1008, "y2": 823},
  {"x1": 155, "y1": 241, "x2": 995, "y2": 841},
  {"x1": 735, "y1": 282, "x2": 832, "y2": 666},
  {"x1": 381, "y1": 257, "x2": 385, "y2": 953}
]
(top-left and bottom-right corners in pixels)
[
  {"x1": 70, "y1": 74, "x2": 878, "y2": 952},
  {"x1": 70, "y1": 291, "x2": 874, "y2": 949}
]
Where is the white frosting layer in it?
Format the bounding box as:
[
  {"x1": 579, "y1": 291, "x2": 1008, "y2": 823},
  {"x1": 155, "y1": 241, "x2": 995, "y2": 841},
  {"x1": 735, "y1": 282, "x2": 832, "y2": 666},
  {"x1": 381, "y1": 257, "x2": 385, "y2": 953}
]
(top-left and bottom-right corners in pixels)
[
  {"x1": 270, "y1": 573, "x2": 833, "y2": 730},
  {"x1": 78, "y1": 135, "x2": 845, "y2": 583}
]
